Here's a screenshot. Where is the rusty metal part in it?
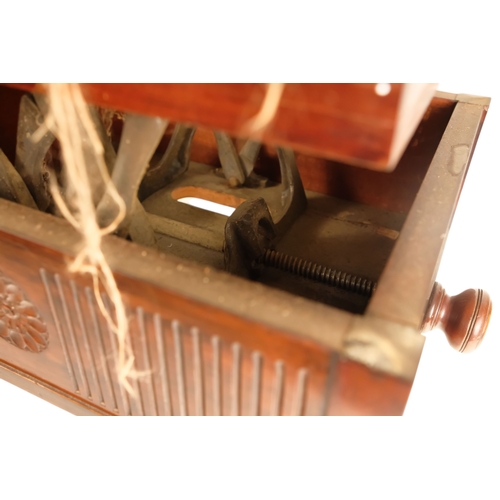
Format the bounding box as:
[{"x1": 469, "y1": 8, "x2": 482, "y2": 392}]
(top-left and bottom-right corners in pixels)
[
  {"x1": 139, "y1": 124, "x2": 196, "y2": 200},
  {"x1": 32, "y1": 93, "x2": 116, "y2": 207},
  {"x1": 214, "y1": 132, "x2": 266, "y2": 188},
  {"x1": 219, "y1": 147, "x2": 307, "y2": 282},
  {"x1": 32, "y1": 93, "x2": 116, "y2": 175},
  {"x1": 81, "y1": 107, "x2": 117, "y2": 206},
  {"x1": 259, "y1": 249, "x2": 376, "y2": 297},
  {"x1": 88, "y1": 105, "x2": 117, "y2": 176},
  {"x1": 77, "y1": 105, "x2": 117, "y2": 206},
  {"x1": 239, "y1": 139, "x2": 261, "y2": 177},
  {"x1": 273, "y1": 147, "x2": 307, "y2": 238},
  {"x1": 32, "y1": 92, "x2": 49, "y2": 116},
  {"x1": 148, "y1": 211, "x2": 225, "y2": 252},
  {"x1": 224, "y1": 198, "x2": 276, "y2": 279},
  {"x1": 15, "y1": 95, "x2": 54, "y2": 211},
  {"x1": 221, "y1": 193, "x2": 375, "y2": 298},
  {"x1": 0, "y1": 149, "x2": 37, "y2": 209},
  {"x1": 97, "y1": 112, "x2": 168, "y2": 224},
  {"x1": 96, "y1": 113, "x2": 168, "y2": 247},
  {"x1": 214, "y1": 131, "x2": 247, "y2": 186},
  {"x1": 128, "y1": 199, "x2": 159, "y2": 249},
  {"x1": 142, "y1": 146, "x2": 307, "y2": 252}
]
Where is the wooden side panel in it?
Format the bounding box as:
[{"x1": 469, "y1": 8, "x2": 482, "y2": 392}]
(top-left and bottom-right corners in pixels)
[
  {"x1": 251, "y1": 96, "x2": 456, "y2": 214},
  {"x1": 326, "y1": 358, "x2": 412, "y2": 416},
  {"x1": 4, "y1": 83, "x2": 436, "y2": 171},
  {"x1": 0, "y1": 85, "x2": 454, "y2": 215},
  {"x1": 0, "y1": 227, "x2": 414, "y2": 416},
  {"x1": 0, "y1": 230, "x2": 335, "y2": 415}
]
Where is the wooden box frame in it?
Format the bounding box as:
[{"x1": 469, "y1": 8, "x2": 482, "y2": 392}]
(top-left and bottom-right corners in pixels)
[{"x1": 0, "y1": 88, "x2": 489, "y2": 415}]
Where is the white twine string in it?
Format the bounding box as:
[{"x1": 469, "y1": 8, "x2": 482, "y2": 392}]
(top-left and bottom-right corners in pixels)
[
  {"x1": 35, "y1": 83, "x2": 136, "y2": 395},
  {"x1": 244, "y1": 83, "x2": 285, "y2": 136},
  {"x1": 31, "y1": 82, "x2": 284, "y2": 400}
]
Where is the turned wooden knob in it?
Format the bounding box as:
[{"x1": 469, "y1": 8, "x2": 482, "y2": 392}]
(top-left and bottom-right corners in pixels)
[{"x1": 422, "y1": 282, "x2": 492, "y2": 352}]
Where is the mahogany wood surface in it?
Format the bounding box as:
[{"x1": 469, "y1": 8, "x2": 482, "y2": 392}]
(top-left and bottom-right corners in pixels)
[
  {"x1": 422, "y1": 283, "x2": 492, "y2": 353},
  {"x1": 145, "y1": 95, "x2": 456, "y2": 214},
  {"x1": 0, "y1": 359, "x2": 112, "y2": 415},
  {"x1": 0, "y1": 85, "x2": 488, "y2": 416},
  {"x1": 0, "y1": 85, "x2": 454, "y2": 215},
  {"x1": 367, "y1": 99, "x2": 490, "y2": 330},
  {"x1": 326, "y1": 358, "x2": 412, "y2": 416},
  {"x1": 0, "y1": 229, "x2": 323, "y2": 415},
  {"x1": 5, "y1": 83, "x2": 436, "y2": 172},
  {"x1": 0, "y1": 209, "x2": 412, "y2": 416}
]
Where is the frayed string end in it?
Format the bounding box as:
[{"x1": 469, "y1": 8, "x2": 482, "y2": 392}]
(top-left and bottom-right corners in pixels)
[{"x1": 41, "y1": 83, "x2": 139, "y2": 397}]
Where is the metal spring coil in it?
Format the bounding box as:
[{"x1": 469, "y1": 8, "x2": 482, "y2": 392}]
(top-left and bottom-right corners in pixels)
[{"x1": 260, "y1": 249, "x2": 376, "y2": 297}]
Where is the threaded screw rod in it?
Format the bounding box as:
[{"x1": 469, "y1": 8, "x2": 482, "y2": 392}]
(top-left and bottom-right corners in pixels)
[{"x1": 259, "y1": 249, "x2": 376, "y2": 297}]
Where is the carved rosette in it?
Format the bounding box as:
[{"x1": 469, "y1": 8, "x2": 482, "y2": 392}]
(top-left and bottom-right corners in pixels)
[{"x1": 0, "y1": 273, "x2": 49, "y2": 353}]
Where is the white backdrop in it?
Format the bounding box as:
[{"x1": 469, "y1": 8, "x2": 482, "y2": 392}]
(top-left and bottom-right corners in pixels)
[{"x1": 0, "y1": 83, "x2": 498, "y2": 417}]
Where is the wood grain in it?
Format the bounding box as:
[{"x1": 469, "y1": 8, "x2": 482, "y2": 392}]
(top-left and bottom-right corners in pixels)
[
  {"x1": 4, "y1": 83, "x2": 436, "y2": 171},
  {"x1": 0, "y1": 228, "x2": 336, "y2": 415},
  {"x1": 1, "y1": 85, "x2": 483, "y2": 417},
  {"x1": 0, "y1": 214, "x2": 417, "y2": 415}
]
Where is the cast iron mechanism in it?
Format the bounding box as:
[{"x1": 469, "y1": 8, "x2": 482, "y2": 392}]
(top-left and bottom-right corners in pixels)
[
  {"x1": 224, "y1": 198, "x2": 375, "y2": 297},
  {"x1": 223, "y1": 199, "x2": 492, "y2": 353},
  {"x1": 222, "y1": 144, "x2": 308, "y2": 280},
  {"x1": 421, "y1": 282, "x2": 492, "y2": 353},
  {"x1": 214, "y1": 132, "x2": 263, "y2": 188},
  {"x1": 224, "y1": 198, "x2": 276, "y2": 279},
  {"x1": 1, "y1": 96, "x2": 492, "y2": 355},
  {"x1": 258, "y1": 249, "x2": 376, "y2": 297},
  {"x1": 139, "y1": 124, "x2": 196, "y2": 200}
]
